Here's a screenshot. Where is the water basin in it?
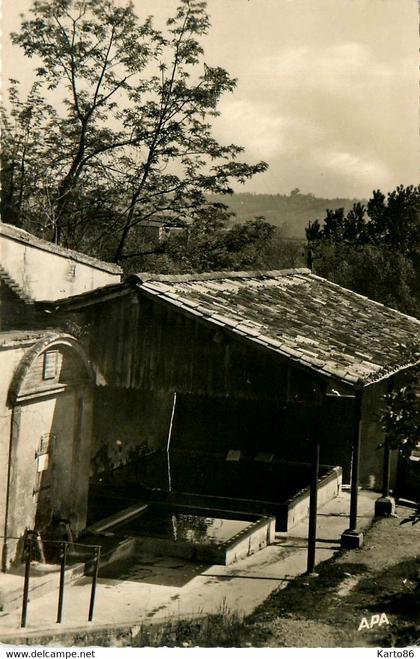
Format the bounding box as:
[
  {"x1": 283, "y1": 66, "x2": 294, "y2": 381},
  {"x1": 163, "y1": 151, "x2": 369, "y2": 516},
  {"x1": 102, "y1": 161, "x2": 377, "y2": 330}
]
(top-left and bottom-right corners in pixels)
[{"x1": 106, "y1": 505, "x2": 276, "y2": 565}]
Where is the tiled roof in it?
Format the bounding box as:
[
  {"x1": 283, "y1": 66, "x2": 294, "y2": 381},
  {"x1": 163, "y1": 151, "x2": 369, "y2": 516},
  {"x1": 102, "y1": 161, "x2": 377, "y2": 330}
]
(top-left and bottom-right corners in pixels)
[
  {"x1": 0, "y1": 223, "x2": 122, "y2": 275},
  {"x1": 135, "y1": 269, "x2": 420, "y2": 387}
]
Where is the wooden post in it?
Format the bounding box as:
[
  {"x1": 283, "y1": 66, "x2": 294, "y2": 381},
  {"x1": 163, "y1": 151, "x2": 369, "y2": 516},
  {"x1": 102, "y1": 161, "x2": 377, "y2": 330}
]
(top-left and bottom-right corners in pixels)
[{"x1": 349, "y1": 401, "x2": 361, "y2": 532}]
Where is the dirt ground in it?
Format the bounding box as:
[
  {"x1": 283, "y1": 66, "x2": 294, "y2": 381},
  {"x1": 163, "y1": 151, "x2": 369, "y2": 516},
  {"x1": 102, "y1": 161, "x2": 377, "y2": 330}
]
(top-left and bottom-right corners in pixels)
[{"x1": 240, "y1": 506, "x2": 420, "y2": 648}]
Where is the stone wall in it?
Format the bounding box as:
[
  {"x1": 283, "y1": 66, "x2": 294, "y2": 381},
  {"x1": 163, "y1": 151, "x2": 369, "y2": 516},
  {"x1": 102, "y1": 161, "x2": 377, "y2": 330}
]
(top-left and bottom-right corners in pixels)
[
  {"x1": 0, "y1": 227, "x2": 121, "y2": 301},
  {"x1": 0, "y1": 344, "x2": 30, "y2": 555}
]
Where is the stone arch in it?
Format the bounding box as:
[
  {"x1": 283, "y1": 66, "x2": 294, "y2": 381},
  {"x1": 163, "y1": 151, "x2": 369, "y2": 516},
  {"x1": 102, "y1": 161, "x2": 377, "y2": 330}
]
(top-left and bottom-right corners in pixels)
[
  {"x1": 3, "y1": 334, "x2": 94, "y2": 570},
  {"x1": 8, "y1": 333, "x2": 93, "y2": 406}
]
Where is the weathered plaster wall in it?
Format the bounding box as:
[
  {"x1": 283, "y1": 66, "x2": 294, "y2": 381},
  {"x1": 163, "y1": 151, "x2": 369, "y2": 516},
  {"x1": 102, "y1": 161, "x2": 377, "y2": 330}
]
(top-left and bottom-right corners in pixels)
[
  {"x1": 0, "y1": 346, "x2": 29, "y2": 551},
  {"x1": 7, "y1": 387, "x2": 93, "y2": 549},
  {"x1": 0, "y1": 233, "x2": 120, "y2": 301},
  {"x1": 359, "y1": 381, "x2": 397, "y2": 491},
  {"x1": 0, "y1": 336, "x2": 93, "y2": 569}
]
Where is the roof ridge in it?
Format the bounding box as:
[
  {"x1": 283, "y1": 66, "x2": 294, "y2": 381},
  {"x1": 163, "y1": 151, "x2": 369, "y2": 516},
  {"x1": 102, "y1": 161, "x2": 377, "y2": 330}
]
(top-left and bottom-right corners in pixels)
[{"x1": 135, "y1": 268, "x2": 311, "y2": 284}]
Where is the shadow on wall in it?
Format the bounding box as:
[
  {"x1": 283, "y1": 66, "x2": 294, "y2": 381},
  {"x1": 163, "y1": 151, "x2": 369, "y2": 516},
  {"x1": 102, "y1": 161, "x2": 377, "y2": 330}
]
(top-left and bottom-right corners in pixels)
[
  {"x1": 3, "y1": 336, "x2": 94, "y2": 571},
  {"x1": 90, "y1": 387, "x2": 174, "y2": 482}
]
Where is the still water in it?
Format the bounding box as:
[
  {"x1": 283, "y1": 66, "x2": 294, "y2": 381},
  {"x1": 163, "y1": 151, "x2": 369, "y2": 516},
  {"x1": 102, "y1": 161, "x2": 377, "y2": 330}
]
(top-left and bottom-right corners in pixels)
[{"x1": 116, "y1": 508, "x2": 253, "y2": 546}]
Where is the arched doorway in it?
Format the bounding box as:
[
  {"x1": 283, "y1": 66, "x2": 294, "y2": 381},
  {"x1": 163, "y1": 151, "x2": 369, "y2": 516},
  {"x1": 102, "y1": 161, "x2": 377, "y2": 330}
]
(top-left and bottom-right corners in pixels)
[{"x1": 3, "y1": 334, "x2": 93, "y2": 569}]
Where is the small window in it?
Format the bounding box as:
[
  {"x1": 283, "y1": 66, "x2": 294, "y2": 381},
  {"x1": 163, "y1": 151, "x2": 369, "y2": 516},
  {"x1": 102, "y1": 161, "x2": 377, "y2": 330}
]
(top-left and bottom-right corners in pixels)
[
  {"x1": 43, "y1": 350, "x2": 58, "y2": 380},
  {"x1": 226, "y1": 450, "x2": 241, "y2": 462},
  {"x1": 254, "y1": 452, "x2": 274, "y2": 463}
]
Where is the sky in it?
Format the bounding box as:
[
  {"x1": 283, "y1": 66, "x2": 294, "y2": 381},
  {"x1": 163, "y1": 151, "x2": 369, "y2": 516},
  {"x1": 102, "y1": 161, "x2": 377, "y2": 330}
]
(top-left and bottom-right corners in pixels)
[{"x1": 2, "y1": 0, "x2": 419, "y2": 198}]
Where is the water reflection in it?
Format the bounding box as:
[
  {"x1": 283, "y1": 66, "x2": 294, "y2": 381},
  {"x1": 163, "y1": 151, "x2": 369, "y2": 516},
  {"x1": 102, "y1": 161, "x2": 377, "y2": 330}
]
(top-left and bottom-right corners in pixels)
[{"x1": 118, "y1": 509, "x2": 252, "y2": 546}]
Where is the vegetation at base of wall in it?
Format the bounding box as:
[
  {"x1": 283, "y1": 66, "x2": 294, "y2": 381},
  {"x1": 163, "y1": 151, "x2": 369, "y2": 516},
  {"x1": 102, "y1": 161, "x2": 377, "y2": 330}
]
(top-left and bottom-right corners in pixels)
[
  {"x1": 377, "y1": 354, "x2": 420, "y2": 523},
  {"x1": 132, "y1": 608, "x2": 248, "y2": 648}
]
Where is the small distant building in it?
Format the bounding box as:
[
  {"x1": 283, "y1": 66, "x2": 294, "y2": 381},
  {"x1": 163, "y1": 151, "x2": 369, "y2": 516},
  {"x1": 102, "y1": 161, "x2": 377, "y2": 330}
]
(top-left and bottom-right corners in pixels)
[{"x1": 137, "y1": 218, "x2": 185, "y2": 243}]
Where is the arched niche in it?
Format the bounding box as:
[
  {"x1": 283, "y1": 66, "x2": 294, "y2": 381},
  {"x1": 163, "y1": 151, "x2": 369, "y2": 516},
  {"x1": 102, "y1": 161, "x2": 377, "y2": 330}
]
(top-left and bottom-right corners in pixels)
[{"x1": 2, "y1": 334, "x2": 94, "y2": 570}]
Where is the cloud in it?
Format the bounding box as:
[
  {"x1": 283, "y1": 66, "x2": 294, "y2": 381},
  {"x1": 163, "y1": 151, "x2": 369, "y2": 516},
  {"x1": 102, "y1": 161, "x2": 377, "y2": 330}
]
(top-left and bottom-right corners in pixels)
[
  {"x1": 211, "y1": 28, "x2": 417, "y2": 198},
  {"x1": 250, "y1": 42, "x2": 396, "y2": 96},
  {"x1": 214, "y1": 99, "x2": 297, "y2": 158},
  {"x1": 318, "y1": 149, "x2": 391, "y2": 191},
  {"x1": 3, "y1": 0, "x2": 418, "y2": 198}
]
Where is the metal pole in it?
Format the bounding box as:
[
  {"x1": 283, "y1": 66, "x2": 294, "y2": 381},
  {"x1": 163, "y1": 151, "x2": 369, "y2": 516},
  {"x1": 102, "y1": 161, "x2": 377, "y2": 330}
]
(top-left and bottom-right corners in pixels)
[
  {"x1": 21, "y1": 535, "x2": 33, "y2": 628},
  {"x1": 382, "y1": 447, "x2": 391, "y2": 498},
  {"x1": 88, "y1": 546, "x2": 101, "y2": 622},
  {"x1": 382, "y1": 377, "x2": 394, "y2": 499},
  {"x1": 56, "y1": 542, "x2": 67, "y2": 623},
  {"x1": 307, "y1": 415, "x2": 320, "y2": 574},
  {"x1": 349, "y1": 392, "x2": 363, "y2": 531}
]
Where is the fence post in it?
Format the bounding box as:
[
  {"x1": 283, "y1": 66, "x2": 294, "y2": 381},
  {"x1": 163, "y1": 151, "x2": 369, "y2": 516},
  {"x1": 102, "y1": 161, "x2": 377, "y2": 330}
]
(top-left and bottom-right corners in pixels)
[
  {"x1": 56, "y1": 542, "x2": 68, "y2": 623},
  {"x1": 88, "y1": 546, "x2": 101, "y2": 622},
  {"x1": 21, "y1": 533, "x2": 33, "y2": 628}
]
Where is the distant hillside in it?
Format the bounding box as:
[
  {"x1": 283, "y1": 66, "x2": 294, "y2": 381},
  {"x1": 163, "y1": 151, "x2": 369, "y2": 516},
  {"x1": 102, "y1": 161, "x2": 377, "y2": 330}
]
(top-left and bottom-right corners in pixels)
[{"x1": 208, "y1": 191, "x2": 363, "y2": 238}]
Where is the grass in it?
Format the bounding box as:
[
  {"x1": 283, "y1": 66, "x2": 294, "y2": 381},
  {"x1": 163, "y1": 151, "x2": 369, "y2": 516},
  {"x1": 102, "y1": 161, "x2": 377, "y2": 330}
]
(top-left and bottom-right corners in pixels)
[{"x1": 132, "y1": 604, "x2": 249, "y2": 648}]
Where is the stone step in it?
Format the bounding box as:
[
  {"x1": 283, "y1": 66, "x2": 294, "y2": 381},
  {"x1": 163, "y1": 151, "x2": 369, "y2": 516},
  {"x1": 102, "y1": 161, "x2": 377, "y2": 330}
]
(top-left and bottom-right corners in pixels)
[{"x1": 0, "y1": 266, "x2": 34, "y2": 304}]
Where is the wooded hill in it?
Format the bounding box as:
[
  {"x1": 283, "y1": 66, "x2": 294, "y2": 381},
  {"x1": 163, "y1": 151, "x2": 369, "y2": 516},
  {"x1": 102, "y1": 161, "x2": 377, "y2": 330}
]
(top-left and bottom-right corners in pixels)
[{"x1": 208, "y1": 191, "x2": 363, "y2": 238}]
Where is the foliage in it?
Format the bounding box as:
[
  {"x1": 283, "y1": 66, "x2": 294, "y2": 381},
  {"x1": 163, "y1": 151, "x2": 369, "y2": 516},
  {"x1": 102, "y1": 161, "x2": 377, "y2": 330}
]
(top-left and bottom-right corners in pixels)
[
  {"x1": 377, "y1": 350, "x2": 420, "y2": 522},
  {"x1": 209, "y1": 190, "x2": 361, "y2": 238},
  {"x1": 122, "y1": 210, "x2": 305, "y2": 274},
  {"x1": 131, "y1": 609, "x2": 248, "y2": 648},
  {"x1": 308, "y1": 243, "x2": 419, "y2": 316},
  {"x1": 1, "y1": 0, "x2": 267, "y2": 262},
  {"x1": 306, "y1": 186, "x2": 420, "y2": 317},
  {"x1": 377, "y1": 354, "x2": 420, "y2": 514}
]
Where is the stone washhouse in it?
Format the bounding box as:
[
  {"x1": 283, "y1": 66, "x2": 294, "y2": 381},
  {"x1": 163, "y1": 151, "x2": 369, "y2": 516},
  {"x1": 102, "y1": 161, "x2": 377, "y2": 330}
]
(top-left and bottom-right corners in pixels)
[{"x1": 0, "y1": 222, "x2": 419, "y2": 569}]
